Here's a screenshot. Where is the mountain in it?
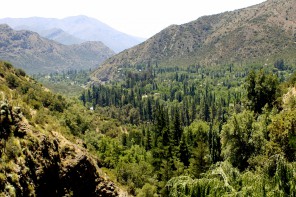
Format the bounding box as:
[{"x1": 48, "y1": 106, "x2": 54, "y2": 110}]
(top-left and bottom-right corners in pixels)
[
  {"x1": 0, "y1": 18, "x2": 83, "y2": 45},
  {"x1": 0, "y1": 61, "x2": 125, "y2": 196},
  {"x1": 0, "y1": 24, "x2": 114, "y2": 74},
  {"x1": 39, "y1": 28, "x2": 84, "y2": 45},
  {"x1": 0, "y1": 15, "x2": 145, "y2": 52},
  {"x1": 92, "y1": 0, "x2": 296, "y2": 83}
]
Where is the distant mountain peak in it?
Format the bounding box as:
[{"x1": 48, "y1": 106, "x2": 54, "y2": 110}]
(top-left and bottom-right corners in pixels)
[{"x1": 0, "y1": 16, "x2": 145, "y2": 52}]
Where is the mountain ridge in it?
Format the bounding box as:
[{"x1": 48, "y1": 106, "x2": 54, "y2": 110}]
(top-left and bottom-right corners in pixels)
[
  {"x1": 0, "y1": 15, "x2": 145, "y2": 52},
  {"x1": 39, "y1": 28, "x2": 84, "y2": 45},
  {"x1": 0, "y1": 24, "x2": 115, "y2": 74},
  {"x1": 92, "y1": 0, "x2": 296, "y2": 83}
]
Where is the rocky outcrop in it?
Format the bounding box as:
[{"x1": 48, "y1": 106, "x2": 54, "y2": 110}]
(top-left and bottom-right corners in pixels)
[{"x1": 0, "y1": 100, "x2": 119, "y2": 197}]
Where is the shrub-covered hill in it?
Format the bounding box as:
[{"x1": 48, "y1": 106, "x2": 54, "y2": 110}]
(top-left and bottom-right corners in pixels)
[
  {"x1": 0, "y1": 61, "x2": 125, "y2": 196},
  {"x1": 92, "y1": 0, "x2": 296, "y2": 83}
]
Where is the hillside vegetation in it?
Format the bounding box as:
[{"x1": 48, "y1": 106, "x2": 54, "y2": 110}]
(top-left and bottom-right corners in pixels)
[
  {"x1": 92, "y1": 0, "x2": 296, "y2": 83},
  {"x1": 0, "y1": 61, "x2": 125, "y2": 196}
]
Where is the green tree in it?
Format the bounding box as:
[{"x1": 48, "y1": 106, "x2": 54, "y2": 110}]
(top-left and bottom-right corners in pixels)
[
  {"x1": 145, "y1": 129, "x2": 152, "y2": 150},
  {"x1": 221, "y1": 110, "x2": 256, "y2": 171},
  {"x1": 136, "y1": 183, "x2": 158, "y2": 197},
  {"x1": 179, "y1": 134, "x2": 190, "y2": 166},
  {"x1": 188, "y1": 141, "x2": 210, "y2": 178},
  {"x1": 172, "y1": 109, "x2": 182, "y2": 146},
  {"x1": 268, "y1": 109, "x2": 296, "y2": 161},
  {"x1": 6, "y1": 74, "x2": 19, "y2": 89},
  {"x1": 209, "y1": 122, "x2": 222, "y2": 163},
  {"x1": 245, "y1": 70, "x2": 279, "y2": 113}
]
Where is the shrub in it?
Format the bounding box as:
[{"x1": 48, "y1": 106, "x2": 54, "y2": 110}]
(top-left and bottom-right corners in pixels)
[
  {"x1": 5, "y1": 184, "x2": 16, "y2": 197},
  {"x1": 3, "y1": 62, "x2": 12, "y2": 69},
  {"x1": 33, "y1": 110, "x2": 47, "y2": 125},
  {"x1": 0, "y1": 173, "x2": 6, "y2": 190},
  {"x1": 6, "y1": 74, "x2": 19, "y2": 89},
  {"x1": 15, "y1": 68, "x2": 26, "y2": 77},
  {"x1": 136, "y1": 183, "x2": 157, "y2": 197},
  {"x1": 29, "y1": 99, "x2": 42, "y2": 110},
  {"x1": 5, "y1": 138, "x2": 22, "y2": 161}
]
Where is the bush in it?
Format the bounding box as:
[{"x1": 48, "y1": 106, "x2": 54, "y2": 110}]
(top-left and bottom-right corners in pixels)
[
  {"x1": 33, "y1": 109, "x2": 47, "y2": 124},
  {"x1": 0, "y1": 173, "x2": 6, "y2": 190},
  {"x1": 15, "y1": 68, "x2": 26, "y2": 77},
  {"x1": 18, "y1": 83, "x2": 30, "y2": 94},
  {"x1": 3, "y1": 62, "x2": 12, "y2": 69},
  {"x1": 6, "y1": 74, "x2": 19, "y2": 89},
  {"x1": 5, "y1": 184, "x2": 16, "y2": 197},
  {"x1": 5, "y1": 138, "x2": 22, "y2": 161},
  {"x1": 30, "y1": 100, "x2": 41, "y2": 110},
  {"x1": 274, "y1": 59, "x2": 286, "y2": 71},
  {"x1": 136, "y1": 183, "x2": 157, "y2": 197}
]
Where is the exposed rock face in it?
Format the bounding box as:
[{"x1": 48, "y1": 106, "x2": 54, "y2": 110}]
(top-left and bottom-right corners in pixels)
[{"x1": 0, "y1": 102, "x2": 119, "y2": 197}]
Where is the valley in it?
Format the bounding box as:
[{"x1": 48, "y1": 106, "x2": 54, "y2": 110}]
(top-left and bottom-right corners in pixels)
[{"x1": 1, "y1": 0, "x2": 296, "y2": 196}]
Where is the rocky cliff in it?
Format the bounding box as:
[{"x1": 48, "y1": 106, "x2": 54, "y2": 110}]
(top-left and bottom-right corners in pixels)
[{"x1": 0, "y1": 100, "x2": 119, "y2": 196}]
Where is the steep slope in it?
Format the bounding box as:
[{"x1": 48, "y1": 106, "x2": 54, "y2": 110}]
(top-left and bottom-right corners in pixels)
[
  {"x1": 0, "y1": 24, "x2": 114, "y2": 74},
  {"x1": 0, "y1": 61, "x2": 124, "y2": 196},
  {"x1": 92, "y1": 0, "x2": 296, "y2": 83},
  {"x1": 0, "y1": 16, "x2": 145, "y2": 52}
]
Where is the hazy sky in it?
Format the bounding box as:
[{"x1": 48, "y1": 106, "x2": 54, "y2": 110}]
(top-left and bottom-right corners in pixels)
[{"x1": 1, "y1": 0, "x2": 266, "y2": 38}]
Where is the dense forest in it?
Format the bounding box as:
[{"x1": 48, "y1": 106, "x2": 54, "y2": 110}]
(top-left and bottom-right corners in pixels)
[
  {"x1": 33, "y1": 69, "x2": 91, "y2": 97},
  {"x1": 78, "y1": 59, "x2": 296, "y2": 196},
  {"x1": 1, "y1": 59, "x2": 296, "y2": 196}
]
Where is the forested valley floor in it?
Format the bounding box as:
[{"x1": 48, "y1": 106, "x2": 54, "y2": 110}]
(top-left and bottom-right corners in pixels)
[{"x1": 1, "y1": 60, "x2": 296, "y2": 196}]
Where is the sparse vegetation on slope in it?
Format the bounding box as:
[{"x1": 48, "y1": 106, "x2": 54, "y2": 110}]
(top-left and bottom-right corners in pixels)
[{"x1": 92, "y1": 0, "x2": 296, "y2": 83}]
